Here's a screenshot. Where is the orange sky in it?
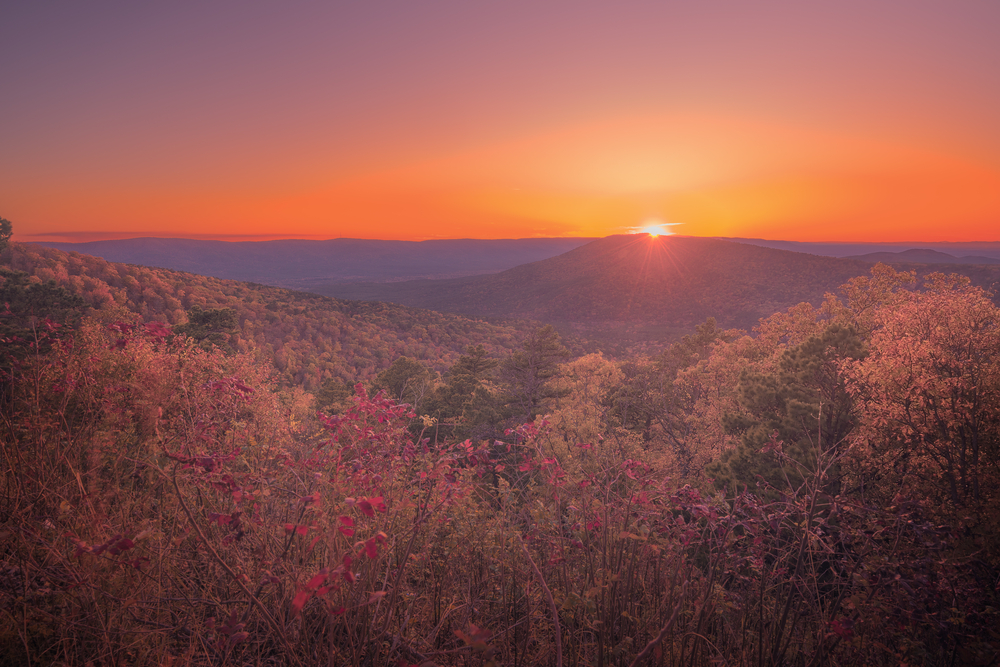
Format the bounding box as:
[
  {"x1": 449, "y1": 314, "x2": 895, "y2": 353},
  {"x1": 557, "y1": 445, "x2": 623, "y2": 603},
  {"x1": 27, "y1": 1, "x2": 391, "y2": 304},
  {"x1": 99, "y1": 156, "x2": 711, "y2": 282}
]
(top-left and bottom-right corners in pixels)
[{"x1": 3, "y1": 2, "x2": 999, "y2": 243}]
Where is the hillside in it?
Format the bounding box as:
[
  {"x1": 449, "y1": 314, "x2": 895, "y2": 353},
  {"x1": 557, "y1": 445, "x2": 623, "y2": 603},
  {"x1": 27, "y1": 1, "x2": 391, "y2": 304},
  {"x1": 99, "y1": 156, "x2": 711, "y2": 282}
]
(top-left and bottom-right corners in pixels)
[
  {"x1": 33, "y1": 237, "x2": 595, "y2": 288},
  {"x1": 718, "y1": 237, "x2": 1000, "y2": 260},
  {"x1": 315, "y1": 235, "x2": 882, "y2": 345},
  {"x1": 5, "y1": 243, "x2": 527, "y2": 389},
  {"x1": 844, "y1": 248, "x2": 1000, "y2": 264},
  {"x1": 7, "y1": 243, "x2": 1000, "y2": 667}
]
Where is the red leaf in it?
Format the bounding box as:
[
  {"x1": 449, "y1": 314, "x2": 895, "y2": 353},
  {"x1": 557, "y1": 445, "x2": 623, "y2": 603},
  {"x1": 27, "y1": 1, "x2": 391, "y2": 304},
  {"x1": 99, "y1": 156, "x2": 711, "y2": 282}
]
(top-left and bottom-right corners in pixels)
[
  {"x1": 338, "y1": 553, "x2": 356, "y2": 581},
  {"x1": 363, "y1": 538, "x2": 379, "y2": 559},
  {"x1": 144, "y1": 321, "x2": 171, "y2": 338},
  {"x1": 129, "y1": 556, "x2": 150, "y2": 570},
  {"x1": 306, "y1": 569, "x2": 329, "y2": 590},
  {"x1": 299, "y1": 493, "x2": 321, "y2": 506},
  {"x1": 359, "y1": 533, "x2": 386, "y2": 560},
  {"x1": 109, "y1": 537, "x2": 134, "y2": 556},
  {"x1": 291, "y1": 590, "x2": 311, "y2": 616},
  {"x1": 829, "y1": 618, "x2": 855, "y2": 640},
  {"x1": 358, "y1": 500, "x2": 374, "y2": 517}
]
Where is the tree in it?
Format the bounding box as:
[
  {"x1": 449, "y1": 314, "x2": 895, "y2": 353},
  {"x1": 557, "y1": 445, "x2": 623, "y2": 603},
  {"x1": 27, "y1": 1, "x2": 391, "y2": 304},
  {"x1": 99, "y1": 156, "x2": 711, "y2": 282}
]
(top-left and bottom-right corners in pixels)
[
  {"x1": 315, "y1": 377, "x2": 353, "y2": 413},
  {"x1": 370, "y1": 356, "x2": 435, "y2": 413},
  {"x1": 709, "y1": 323, "x2": 864, "y2": 495},
  {"x1": 498, "y1": 325, "x2": 569, "y2": 423},
  {"x1": 425, "y1": 344, "x2": 500, "y2": 440},
  {"x1": 841, "y1": 276, "x2": 1000, "y2": 517},
  {"x1": 173, "y1": 305, "x2": 238, "y2": 350},
  {"x1": 0, "y1": 217, "x2": 12, "y2": 255},
  {"x1": 603, "y1": 318, "x2": 733, "y2": 475},
  {"x1": 548, "y1": 352, "x2": 624, "y2": 459},
  {"x1": 603, "y1": 358, "x2": 659, "y2": 442},
  {"x1": 0, "y1": 267, "x2": 87, "y2": 380}
]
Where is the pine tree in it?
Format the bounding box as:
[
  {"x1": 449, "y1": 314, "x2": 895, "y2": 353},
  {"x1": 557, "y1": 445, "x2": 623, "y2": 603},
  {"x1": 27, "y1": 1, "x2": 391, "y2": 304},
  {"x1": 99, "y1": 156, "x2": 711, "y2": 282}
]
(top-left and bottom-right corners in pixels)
[
  {"x1": 499, "y1": 325, "x2": 570, "y2": 422},
  {"x1": 0, "y1": 217, "x2": 12, "y2": 254},
  {"x1": 709, "y1": 323, "x2": 863, "y2": 495}
]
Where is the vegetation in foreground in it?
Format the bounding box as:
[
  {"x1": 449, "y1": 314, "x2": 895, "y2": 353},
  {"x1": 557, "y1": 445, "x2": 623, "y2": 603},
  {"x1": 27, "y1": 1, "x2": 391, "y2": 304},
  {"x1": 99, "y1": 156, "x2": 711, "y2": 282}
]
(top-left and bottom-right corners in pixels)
[{"x1": 2, "y1": 237, "x2": 999, "y2": 665}]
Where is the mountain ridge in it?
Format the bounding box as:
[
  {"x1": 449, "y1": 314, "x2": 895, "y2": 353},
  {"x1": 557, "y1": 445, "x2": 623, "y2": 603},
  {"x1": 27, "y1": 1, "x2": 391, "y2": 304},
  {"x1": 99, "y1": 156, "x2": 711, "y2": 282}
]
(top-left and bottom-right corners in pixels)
[
  {"x1": 313, "y1": 235, "x2": 1000, "y2": 348},
  {"x1": 844, "y1": 248, "x2": 1000, "y2": 264},
  {"x1": 313, "y1": 236, "x2": 878, "y2": 343},
  {"x1": 32, "y1": 237, "x2": 596, "y2": 288}
]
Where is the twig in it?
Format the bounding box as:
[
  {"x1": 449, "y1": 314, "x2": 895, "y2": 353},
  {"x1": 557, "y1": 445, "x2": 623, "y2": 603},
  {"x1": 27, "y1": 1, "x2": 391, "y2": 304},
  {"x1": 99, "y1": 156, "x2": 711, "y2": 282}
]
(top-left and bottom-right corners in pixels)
[
  {"x1": 628, "y1": 581, "x2": 688, "y2": 667},
  {"x1": 516, "y1": 531, "x2": 562, "y2": 667},
  {"x1": 166, "y1": 466, "x2": 300, "y2": 665}
]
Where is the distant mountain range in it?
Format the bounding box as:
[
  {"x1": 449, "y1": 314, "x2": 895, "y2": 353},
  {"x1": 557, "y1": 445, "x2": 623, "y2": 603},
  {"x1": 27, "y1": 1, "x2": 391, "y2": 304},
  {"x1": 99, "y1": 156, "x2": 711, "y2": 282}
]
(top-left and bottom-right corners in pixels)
[
  {"x1": 34, "y1": 237, "x2": 1000, "y2": 292},
  {"x1": 842, "y1": 248, "x2": 1000, "y2": 265},
  {"x1": 718, "y1": 238, "x2": 1000, "y2": 262},
  {"x1": 312, "y1": 235, "x2": 882, "y2": 346},
  {"x1": 33, "y1": 237, "x2": 595, "y2": 288},
  {"x1": 31, "y1": 234, "x2": 1000, "y2": 349}
]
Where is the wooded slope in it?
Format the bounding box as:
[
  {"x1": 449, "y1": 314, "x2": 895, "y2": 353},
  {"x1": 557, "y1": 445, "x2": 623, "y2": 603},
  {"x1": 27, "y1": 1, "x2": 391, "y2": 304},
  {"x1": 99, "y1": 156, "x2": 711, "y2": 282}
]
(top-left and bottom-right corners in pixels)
[
  {"x1": 5, "y1": 243, "x2": 527, "y2": 389},
  {"x1": 319, "y1": 235, "x2": 879, "y2": 344}
]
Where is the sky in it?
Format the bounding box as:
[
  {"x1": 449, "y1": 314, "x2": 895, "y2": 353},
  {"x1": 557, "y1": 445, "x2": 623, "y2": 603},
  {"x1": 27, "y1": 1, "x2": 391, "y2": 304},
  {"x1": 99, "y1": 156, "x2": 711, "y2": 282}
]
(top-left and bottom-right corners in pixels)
[{"x1": 2, "y1": 1, "x2": 999, "y2": 243}]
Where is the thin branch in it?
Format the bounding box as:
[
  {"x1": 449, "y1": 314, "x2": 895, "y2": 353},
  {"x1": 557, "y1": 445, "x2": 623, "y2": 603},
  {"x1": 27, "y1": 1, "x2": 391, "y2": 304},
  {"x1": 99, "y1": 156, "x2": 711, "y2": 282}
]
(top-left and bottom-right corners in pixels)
[
  {"x1": 166, "y1": 466, "x2": 300, "y2": 665},
  {"x1": 629, "y1": 581, "x2": 688, "y2": 667},
  {"x1": 516, "y1": 531, "x2": 562, "y2": 667}
]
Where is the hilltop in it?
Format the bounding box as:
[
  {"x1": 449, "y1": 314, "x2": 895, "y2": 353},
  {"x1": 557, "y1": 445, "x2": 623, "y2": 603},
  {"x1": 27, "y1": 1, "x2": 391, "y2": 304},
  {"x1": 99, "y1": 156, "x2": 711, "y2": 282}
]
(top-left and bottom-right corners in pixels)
[
  {"x1": 844, "y1": 248, "x2": 1000, "y2": 265},
  {"x1": 316, "y1": 235, "x2": 882, "y2": 346}
]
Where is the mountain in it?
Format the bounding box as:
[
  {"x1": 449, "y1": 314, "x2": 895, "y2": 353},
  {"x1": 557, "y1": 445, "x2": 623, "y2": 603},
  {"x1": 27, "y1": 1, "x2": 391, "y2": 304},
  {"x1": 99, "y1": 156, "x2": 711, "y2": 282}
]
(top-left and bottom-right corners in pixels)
[
  {"x1": 718, "y1": 237, "x2": 1000, "y2": 261},
  {"x1": 313, "y1": 235, "x2": 881, "y2": 346},
  {"x1": 24, "y1": 235, "x2": 999, "y2": 357},
  {"x1": 843, "y1": 248, "x2": 1000, "y2": 265},
  {"x1": 33, "y1": 237, "x2": 595, "y2": 289},
  {"x1": 5, "y1": 243, "x2": 529, "y2": 390}
]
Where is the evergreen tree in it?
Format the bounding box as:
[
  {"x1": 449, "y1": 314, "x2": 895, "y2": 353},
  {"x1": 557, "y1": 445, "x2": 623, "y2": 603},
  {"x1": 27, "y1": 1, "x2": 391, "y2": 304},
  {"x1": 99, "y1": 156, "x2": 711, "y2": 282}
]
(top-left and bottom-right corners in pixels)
[
  {"x1": 709, "y1": 323, "x2": 864, "y2": 494},
  {"x1": 0, "y1": 217, "x2": 12, "y2": 254},
  {"x1": 315, "y1": 377, "x2": 353, "y2": 413},
  {"x1": 425, "y1": 344, "x2": 500, "y2": 441},
  {"x1": 370, "y1": 356, "x2": 434, "y2": 412},
  {"x1": 499, "y1": 324, "x2": 570, "y2": 423},
  {"x1": 173, "y1": 305, "x2": 238, "y2": 350}
]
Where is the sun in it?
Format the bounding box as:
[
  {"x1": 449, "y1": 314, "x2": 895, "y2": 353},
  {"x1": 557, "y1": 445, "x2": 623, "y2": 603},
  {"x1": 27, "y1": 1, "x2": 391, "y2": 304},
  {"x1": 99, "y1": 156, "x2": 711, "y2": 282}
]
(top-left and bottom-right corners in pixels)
[
  {"x1": 629, "y1": 220, "x2": 678, "y2": 237},
  {"x1": 640, "y1": 221, "x2": 672, "y2": 237}
]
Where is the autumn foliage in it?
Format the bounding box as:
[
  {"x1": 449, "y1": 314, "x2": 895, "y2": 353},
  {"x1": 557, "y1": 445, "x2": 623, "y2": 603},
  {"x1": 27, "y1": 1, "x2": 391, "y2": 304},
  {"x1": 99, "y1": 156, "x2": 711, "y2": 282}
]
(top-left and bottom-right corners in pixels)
[{"x1": 2, "y1": 252, "x2": 999, "y2": 665}]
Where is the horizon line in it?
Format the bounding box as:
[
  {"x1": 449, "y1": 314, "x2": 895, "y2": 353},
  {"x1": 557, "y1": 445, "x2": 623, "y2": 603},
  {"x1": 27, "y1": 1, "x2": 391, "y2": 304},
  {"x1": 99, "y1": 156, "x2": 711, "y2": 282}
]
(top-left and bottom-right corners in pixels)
[{"x1": 17, "y1": 232, "x2": 1000, "y2": 246}]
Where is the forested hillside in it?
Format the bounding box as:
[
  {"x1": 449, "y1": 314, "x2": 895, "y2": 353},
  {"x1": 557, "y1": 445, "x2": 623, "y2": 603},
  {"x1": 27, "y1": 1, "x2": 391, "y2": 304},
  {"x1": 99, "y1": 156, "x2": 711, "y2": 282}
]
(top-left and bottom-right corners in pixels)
[
  {"x1": 319, "y1": 235, "x2": 879, "y2": 345},
  {"x1": 3, "y1": 235, "x2": 1000, "y2": 666},
  {"x1": 4, "y1": 243, "x2": 526, "y2": 388}
]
